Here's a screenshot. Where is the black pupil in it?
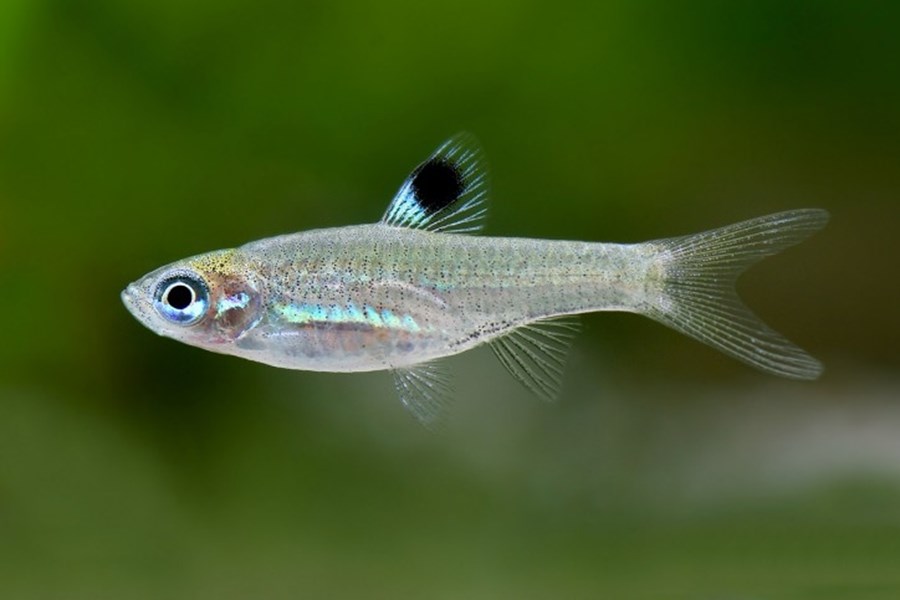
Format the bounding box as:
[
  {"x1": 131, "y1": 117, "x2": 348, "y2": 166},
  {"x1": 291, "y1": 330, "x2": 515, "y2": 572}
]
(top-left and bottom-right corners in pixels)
[
  {"x1": 166, "y1": 284, "x2": 194, "y2": 310},
  {"x1": 411, "y1": 158, "x2": 464, "y2": 213}
]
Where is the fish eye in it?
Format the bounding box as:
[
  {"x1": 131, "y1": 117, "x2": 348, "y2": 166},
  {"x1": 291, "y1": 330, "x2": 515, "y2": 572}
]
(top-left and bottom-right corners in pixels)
[{"x1": 153, "y1": 273, "x2": 209, "y2": 326}]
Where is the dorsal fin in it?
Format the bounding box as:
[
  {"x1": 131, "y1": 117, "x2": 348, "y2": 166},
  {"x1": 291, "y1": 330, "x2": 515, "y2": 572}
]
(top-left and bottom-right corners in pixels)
[{"x1": 381, "y1": 133, "x2": 489, "y2": 234}]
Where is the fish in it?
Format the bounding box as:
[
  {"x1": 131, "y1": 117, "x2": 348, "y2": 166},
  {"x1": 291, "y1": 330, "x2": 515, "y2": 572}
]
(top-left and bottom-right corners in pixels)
[{"x1": 122, "y1": 133, "x2": 829, "y2": 424}]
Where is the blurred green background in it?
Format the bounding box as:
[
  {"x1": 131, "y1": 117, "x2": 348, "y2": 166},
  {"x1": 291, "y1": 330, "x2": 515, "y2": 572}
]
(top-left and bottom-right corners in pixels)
[{"x1": 2, "y1": 1, "x2": 899, "y2": 598}]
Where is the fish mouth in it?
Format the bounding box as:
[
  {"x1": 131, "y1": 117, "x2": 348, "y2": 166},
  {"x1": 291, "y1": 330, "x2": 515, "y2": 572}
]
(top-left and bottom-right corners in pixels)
[{"x1": 120, "y1": 282, "x2": 144, "y2": 318}]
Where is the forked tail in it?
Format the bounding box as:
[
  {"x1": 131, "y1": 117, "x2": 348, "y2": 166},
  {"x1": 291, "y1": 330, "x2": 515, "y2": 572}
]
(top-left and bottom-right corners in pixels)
[{"x1": 642, "y1": 209, "x2": 829, "y2": 379}]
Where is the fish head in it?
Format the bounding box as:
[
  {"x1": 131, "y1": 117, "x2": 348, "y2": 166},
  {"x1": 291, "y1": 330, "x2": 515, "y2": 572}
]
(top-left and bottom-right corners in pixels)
[{"x1": 121, "y1": 249, "x2": 264, "y2": 349}]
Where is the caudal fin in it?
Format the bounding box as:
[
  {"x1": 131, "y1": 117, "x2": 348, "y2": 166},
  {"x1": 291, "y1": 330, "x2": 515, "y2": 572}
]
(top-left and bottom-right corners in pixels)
[{"x1": 643, "y1": 209, "x2": 829, "y2": 380}]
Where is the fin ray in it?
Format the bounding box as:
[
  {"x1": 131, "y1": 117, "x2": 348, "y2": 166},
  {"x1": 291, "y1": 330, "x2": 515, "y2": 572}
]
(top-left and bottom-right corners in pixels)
[
  {"x1": 644, "y1": 209, "x2": 829, "y2": 379},
  {"x1": 393, "y1": 362, "x2": 452, "y2": 426},
  {"x1": 381, "y1": 133, "x2": 489, "y2": 234},
  {"x1": 490, "y1": 317, "x2": 580, "y2": 402}
]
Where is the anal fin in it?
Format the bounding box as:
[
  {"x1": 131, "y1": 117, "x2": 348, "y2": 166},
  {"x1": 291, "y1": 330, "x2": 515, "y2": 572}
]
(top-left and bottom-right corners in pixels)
[{"x1": 489, "y1": 317, "x2": 580, "y2": 402}]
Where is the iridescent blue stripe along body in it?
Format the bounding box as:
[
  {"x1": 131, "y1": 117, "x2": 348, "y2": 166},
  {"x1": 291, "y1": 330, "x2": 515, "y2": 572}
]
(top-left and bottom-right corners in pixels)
[{"x1": 122, "y1": 133, "x2": 829, "y2": 424}]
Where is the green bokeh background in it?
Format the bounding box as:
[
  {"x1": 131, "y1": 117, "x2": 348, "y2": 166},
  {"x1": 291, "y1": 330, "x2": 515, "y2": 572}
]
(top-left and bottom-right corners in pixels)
[{"x1": 2, "y1": 1, "x2": 899, "y2": 598}]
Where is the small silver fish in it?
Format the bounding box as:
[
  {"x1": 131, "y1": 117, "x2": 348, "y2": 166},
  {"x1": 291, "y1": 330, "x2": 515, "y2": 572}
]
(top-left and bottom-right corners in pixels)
[{"x1": 122, "y1": 134, "x2": 828, "y2": 423}]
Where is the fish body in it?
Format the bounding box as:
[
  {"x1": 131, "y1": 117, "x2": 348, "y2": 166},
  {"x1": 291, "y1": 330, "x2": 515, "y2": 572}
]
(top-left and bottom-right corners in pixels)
[
  {"x1": 127, "y1": 226, "x2": 644, "y2": 371},
  {"x1": 122, "y1": 134, "x2": 828, "y2": 423}
]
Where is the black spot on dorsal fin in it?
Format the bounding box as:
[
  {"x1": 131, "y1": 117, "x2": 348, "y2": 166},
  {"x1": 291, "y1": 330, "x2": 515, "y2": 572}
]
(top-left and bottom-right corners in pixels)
[
  {"x1": 411, "y1": 158, "x2": 465, "y2": 213},
  {"x1": 380, "y1": 133, "x2": 490, "y2": 234}
]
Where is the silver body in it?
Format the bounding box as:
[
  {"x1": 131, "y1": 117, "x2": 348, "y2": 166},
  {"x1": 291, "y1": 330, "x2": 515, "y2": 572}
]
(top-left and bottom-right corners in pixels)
[{"x1": 233, "y1": 225, "x2": 650, "y2": 372}]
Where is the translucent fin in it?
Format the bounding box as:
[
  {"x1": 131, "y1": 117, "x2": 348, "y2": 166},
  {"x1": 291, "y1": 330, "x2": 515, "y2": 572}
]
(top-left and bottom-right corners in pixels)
[
  {"x1": 489, "y1": 318, "x2": 580, "y2": 402},
  {"x1": 392, "y1": 363, "x2": 453, "y2": 426},
  {"x1": 644, "y1": 209, "x2": 829, "y2": 380},
  {"x1": 381, "y1": 133, "x2": 489, "y2": 234}
]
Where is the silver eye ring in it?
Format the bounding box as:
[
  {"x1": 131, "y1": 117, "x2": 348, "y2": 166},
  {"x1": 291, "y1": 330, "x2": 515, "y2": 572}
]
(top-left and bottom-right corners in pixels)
[{"x1": 153, "y1": 272, "x2": 209, "y2": 326}]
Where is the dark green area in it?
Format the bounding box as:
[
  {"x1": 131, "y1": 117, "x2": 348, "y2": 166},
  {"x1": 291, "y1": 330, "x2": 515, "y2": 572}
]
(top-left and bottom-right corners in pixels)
[{"x1": 1, "y1": 1, "x2": 898, "y2": 598}]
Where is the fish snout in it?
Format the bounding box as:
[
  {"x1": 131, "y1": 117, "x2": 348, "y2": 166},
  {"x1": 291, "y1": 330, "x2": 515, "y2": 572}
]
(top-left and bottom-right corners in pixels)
[{"x1": 120, "y1": 282, "x2": 148, "y2": 318}]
